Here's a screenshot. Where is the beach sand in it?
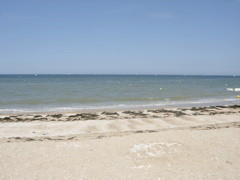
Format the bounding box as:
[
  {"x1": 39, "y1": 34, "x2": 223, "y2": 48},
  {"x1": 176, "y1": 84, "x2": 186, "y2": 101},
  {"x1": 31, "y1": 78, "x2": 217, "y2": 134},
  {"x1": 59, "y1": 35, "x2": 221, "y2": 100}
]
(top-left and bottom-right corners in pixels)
[{"x1": 1, "y1": 105, "x2": 240, "y2": 179}]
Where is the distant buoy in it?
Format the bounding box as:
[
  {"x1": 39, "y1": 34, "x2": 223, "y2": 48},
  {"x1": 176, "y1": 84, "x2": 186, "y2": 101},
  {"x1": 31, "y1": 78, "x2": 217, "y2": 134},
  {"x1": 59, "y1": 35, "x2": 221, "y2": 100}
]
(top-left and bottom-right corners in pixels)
[{"x1": 159, "y1": 88, "x2": 163, "y2": 91}]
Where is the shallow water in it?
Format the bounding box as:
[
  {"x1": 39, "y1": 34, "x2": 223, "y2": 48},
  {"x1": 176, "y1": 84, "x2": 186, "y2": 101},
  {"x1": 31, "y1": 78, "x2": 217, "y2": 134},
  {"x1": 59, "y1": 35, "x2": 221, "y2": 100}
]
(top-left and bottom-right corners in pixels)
[{"x1": 0, "y1": 75, "x2": 239, "y2": 113}]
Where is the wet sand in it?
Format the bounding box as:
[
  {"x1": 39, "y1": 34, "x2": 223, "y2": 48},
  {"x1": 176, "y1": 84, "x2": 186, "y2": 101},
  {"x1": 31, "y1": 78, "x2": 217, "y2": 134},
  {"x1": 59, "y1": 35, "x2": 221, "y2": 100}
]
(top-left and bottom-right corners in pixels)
[{"x1": 1, "y1": 105, "x2": 240, "y2": 179}]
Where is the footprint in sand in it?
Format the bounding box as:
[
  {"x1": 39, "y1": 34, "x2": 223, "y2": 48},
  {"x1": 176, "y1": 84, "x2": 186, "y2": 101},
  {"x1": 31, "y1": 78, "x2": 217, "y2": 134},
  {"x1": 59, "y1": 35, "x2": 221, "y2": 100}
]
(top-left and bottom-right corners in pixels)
[
  {"x1": 107, "y1": 123, "x2": 122, "y2": 131},
  {"x1": 85, "y1": 125, "x2": 100, "y2": 132}
]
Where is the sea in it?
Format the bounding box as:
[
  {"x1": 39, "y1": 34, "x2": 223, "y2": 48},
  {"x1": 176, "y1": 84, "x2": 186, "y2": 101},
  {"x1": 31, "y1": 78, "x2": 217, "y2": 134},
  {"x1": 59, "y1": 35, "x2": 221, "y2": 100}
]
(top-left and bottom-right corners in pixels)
[{"x1": 0, "y1": 74, "x2": 240, "y2": 114}]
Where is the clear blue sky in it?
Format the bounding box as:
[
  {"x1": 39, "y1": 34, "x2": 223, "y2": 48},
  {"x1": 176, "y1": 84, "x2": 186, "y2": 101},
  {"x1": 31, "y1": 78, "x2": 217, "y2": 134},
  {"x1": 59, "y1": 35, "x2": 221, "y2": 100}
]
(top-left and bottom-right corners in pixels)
[{"x1": 0, "y1": 0, "x2": 240, "y2": 75}]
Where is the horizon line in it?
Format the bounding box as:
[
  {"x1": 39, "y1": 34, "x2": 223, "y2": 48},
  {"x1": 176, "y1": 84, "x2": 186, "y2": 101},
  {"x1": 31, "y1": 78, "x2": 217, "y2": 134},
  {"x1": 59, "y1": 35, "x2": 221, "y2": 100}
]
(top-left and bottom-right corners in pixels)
[{"x1": 0, "y1": 73, "x2": 239, "y2": 76}]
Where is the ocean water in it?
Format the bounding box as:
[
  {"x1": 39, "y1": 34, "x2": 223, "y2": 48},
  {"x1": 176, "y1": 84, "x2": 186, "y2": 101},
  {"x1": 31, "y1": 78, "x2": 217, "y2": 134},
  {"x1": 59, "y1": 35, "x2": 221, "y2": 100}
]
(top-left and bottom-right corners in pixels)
[{"x1": 0, "y1": 75, "x2": 240, "y2": 114}]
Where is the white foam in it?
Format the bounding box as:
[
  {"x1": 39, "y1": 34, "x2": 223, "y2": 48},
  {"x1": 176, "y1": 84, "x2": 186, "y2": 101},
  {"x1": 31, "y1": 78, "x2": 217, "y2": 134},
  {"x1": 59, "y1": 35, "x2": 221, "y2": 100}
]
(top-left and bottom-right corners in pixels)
[
  {"x1": 235, "y1": 88, "x2": 240, "y2": 92},
  {"x1": 0, "y1": 97, "x2": 238, "y2": 114},
  {"x1": 227, "y1": 88, "x2": 234, "y2": 91},
  {"x1": 226, "y1": 88, "x2": 240, "y2": 92}
]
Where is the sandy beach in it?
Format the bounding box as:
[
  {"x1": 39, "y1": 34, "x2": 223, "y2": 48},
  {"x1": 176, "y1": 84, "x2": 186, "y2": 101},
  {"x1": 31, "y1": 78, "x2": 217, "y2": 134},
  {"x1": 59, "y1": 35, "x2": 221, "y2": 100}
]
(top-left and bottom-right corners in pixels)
[
  {"x1": 2, "y1": 0, "x2": 240, "y2": 178},
  {"x1": 1, "y1": 105, "x2": 240, "y2": 179}
]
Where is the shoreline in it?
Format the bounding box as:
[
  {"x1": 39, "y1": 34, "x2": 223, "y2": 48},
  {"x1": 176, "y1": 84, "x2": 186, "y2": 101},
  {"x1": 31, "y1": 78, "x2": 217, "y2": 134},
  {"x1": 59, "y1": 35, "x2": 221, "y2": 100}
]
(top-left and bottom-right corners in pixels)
[
  {"x1": 1, "y1": 104, "x2": 240, "y2": 140},
  {"x1": 0, "y1": 99, "x2": 239, "y2": 116},
  {"x1": 0, "y1": 104, "x2": 240, "y2": 121}
]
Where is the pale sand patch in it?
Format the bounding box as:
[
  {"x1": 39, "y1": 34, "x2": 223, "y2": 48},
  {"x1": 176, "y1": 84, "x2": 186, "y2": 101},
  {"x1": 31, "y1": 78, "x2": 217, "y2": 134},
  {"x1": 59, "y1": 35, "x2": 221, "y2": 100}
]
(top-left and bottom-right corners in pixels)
[
  {"x1": 1, "y1": 106, "x2": 240, "y2": 179},
  {"x1": 1, "y1": 128, "x2": 240, "y2": 179}
]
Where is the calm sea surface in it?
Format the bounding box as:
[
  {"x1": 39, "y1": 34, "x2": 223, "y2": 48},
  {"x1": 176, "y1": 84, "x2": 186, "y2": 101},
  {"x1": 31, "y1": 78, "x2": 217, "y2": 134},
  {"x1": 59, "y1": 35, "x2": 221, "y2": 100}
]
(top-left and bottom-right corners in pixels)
[{"x1": 0, "y1": 75, "x2": 239, "y2": 114}]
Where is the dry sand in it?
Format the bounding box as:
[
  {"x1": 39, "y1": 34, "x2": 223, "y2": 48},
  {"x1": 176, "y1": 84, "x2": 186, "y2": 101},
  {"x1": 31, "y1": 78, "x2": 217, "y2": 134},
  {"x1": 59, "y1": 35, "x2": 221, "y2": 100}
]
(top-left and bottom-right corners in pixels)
[{"x1": 0, "y1": 105, "x2": 240, "y2": 179}]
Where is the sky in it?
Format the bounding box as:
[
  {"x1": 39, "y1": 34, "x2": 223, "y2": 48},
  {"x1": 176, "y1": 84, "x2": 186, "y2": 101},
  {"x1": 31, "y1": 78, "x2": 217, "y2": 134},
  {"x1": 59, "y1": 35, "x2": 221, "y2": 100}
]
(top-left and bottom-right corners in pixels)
[{"x1": 0, "y1": 0, "x2": 240, "y2": 75}]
